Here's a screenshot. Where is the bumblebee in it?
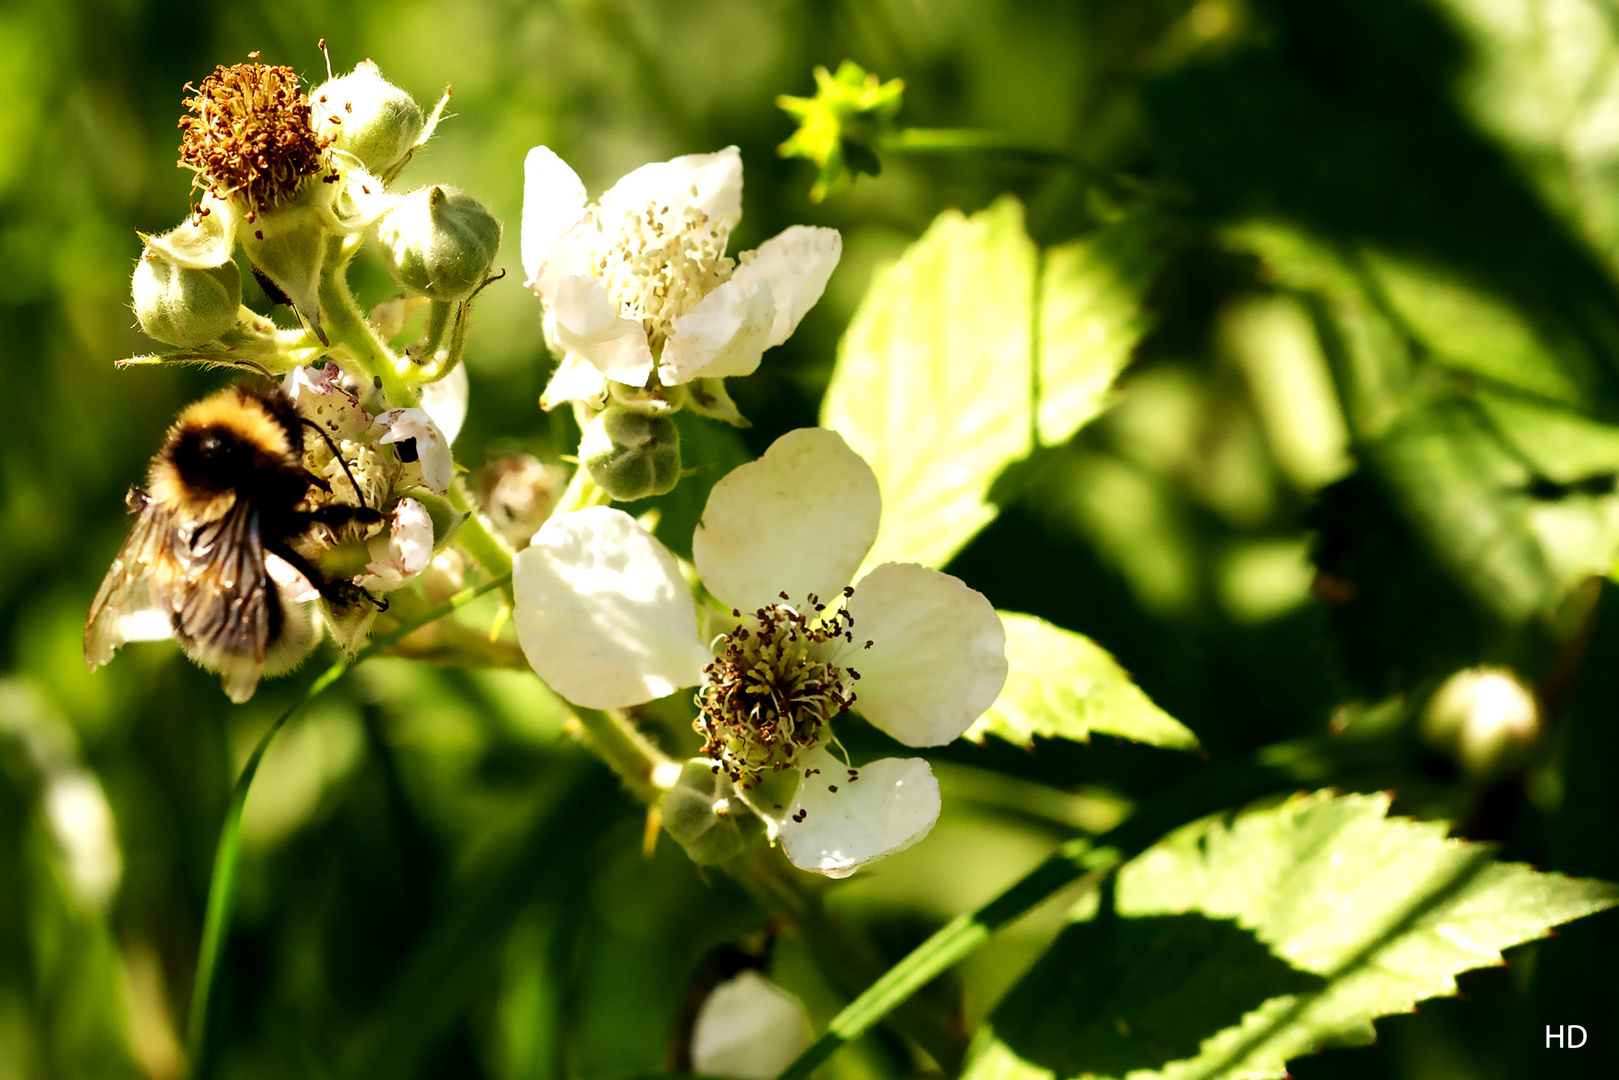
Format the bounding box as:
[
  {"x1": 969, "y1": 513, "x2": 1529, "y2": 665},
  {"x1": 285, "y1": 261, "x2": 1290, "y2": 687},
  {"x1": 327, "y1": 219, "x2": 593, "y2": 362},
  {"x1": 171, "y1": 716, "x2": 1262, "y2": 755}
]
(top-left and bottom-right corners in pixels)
[{"x1": 85, "y1": 383, "x2": 382, "y2": 702}]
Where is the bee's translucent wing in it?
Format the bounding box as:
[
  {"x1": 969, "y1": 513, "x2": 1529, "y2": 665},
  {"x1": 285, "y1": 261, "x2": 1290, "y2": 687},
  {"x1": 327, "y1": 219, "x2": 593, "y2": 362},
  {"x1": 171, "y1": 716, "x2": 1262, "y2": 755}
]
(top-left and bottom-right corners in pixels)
[
  {"x1": 84, "y1": 492, "x2": 180, "y2": 669},
  {"x1": 172, "y1": 499, "x2": 275, "y2": 666}
]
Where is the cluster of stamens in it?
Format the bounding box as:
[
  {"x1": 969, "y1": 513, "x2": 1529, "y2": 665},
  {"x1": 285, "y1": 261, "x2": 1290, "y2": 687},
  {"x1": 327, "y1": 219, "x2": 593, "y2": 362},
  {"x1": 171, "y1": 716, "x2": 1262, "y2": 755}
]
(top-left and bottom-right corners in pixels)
[
  {"x1": 590, "y1": 186, "x2": 735, "y2": 344},
  {"x1": 178, "y1": 59, "x2": 331, "y2": 215},
  {"x1": 299, "y1": 438, "x2": 393, "y2": 549},
  {"x1": 695, "y1": 588, "x2": 867, "y2": 789}
]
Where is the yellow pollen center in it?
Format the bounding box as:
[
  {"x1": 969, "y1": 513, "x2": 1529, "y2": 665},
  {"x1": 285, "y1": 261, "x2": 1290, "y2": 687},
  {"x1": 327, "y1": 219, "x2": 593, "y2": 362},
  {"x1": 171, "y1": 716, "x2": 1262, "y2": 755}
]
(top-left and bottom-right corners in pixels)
[{"x1": 589, "y1": 188, "x2": 735, "y2": 345}]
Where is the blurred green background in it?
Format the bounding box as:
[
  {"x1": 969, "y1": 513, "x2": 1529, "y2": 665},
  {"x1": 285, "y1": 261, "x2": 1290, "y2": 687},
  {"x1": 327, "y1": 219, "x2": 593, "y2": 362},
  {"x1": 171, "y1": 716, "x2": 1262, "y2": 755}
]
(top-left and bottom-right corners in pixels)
[{"x1": 3, "y1": 0, "x2": 1618, "y2": 1077}]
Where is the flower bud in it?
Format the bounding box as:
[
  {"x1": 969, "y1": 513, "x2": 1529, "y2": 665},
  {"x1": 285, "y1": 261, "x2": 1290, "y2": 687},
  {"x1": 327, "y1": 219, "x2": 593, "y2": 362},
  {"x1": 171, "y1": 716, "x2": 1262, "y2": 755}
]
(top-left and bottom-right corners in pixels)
[
  {"x1": 661, "y1": 759, "x2": 764, "y2": 866},
  {"x1": 310, "y1": 60, "x2": 423, "y2": 180},
  {"x1": 377, "y1": 185, "x2": 502, "y2": 302},
  {"x1": 580, "y1": 407, "x2": 682, "y2": 501},
  {"x1": 132, "y1": 248, "x2": 241, "y2": 346},
  {"x1": 1420, "y1": 667, "x2": 1539, "y2": 779},
  {"x1": 691, "y1": 971, "x2": 813, "y2": 1080}
]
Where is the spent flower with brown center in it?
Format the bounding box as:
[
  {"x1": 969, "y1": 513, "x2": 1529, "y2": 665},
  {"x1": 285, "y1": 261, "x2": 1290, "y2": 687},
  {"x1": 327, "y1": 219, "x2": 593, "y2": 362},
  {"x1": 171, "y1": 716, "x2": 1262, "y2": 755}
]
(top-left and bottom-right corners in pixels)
[
  {"x1": 178, "y1": 61, "x2": 329, "y2": 215},
  {"x1": 695, "y1": 593, "x2": 861, "y2": 789}
]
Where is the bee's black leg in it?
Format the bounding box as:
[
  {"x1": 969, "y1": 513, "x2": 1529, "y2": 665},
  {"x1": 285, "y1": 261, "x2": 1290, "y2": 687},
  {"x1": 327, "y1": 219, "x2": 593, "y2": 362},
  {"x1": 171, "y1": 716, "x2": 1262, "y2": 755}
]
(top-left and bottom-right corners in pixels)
[
  {"x1": 263, "y1": 540, "x2": 331, "y2": 597},
  {"x1": 266, "y1": 537, "x2": 388, "y2": 612},
  {"x1": 296, "y1": 504, "x2": 386, "y2": 530},
  {"x1": 300, "y1": 418, "x2": 371, "y2": 508}
]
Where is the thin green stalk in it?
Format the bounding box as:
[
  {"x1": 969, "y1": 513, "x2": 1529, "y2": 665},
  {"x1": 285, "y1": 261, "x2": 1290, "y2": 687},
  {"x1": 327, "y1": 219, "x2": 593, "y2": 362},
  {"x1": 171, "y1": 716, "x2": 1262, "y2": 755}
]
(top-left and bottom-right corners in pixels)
[
  {"x1": 731, "y1": 852, "x2": 968, "y2": 1071},
  {"x1": 553, "y1": 466, "x2": 612, "y2": 516},
  {"x1": 775, "y1": 841, "x2": 1119, "y2": 1080},
  {"x1": 447, "y1": 477, "x2": 515, "y2": 591},
  {"x1": 880, "y1": 127, "x2": 1081, "y2": 166},
  {"x1": 185, "y1": 572, "x2": 511, "y2": 1076}
]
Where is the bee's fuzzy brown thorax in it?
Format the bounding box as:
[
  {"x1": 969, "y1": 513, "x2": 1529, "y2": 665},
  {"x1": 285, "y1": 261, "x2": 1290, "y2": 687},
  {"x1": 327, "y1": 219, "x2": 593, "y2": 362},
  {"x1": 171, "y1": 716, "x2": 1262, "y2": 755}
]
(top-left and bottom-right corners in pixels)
[{"x1": 148, "y1": 385, "x2": 305, "y2": 513}]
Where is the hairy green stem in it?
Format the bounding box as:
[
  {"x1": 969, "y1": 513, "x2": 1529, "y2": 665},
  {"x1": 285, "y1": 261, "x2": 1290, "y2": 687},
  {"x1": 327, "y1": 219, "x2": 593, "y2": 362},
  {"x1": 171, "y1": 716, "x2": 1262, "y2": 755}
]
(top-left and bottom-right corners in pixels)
[
  {"x1": 317, "y1": 240, "x2": 417, "y2": 405},
  {"x1": 418, "y1": 300, "x2": 453, "y2": 366},
  {"x1": 569, "y1": 707, "x2": 677, "y2": 803},
  {"x1": 185, "y1": 572, "x2": 511, "y2": 1076}
]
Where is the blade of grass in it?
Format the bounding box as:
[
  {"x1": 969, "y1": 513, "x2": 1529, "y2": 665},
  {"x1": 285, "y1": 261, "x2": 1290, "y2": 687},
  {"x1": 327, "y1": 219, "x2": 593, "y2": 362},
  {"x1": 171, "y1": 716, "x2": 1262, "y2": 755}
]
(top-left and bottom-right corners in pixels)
[{"x1": 185, "y1": 572, "x2": 511, "y2": 1076}]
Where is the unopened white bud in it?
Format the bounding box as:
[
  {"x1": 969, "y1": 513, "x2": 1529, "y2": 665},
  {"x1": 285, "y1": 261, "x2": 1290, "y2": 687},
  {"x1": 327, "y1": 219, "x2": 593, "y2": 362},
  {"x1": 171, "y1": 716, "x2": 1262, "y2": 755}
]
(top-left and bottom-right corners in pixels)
[
  {"x1": 1421, "y1": 666, "x2": 1539, "y2": 778},
  {"x1": 691, "y1": 971, "x2": 813, "y2": 1080}
]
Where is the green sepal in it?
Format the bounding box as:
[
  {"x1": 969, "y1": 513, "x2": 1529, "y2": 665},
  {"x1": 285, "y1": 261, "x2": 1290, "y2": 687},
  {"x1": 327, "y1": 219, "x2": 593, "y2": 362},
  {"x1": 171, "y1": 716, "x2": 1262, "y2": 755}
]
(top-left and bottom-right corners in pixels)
[
  {"x1": 661, "y1": 759, "x2": 766, "y2": 866},
  {"x1": 685, "y1": 377, "x2": 751, "y2": 427}
]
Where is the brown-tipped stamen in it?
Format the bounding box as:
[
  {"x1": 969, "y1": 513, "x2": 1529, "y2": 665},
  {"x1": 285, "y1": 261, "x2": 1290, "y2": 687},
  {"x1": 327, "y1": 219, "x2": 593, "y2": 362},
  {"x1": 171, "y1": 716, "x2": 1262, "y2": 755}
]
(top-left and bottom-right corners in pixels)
[
  {"x1": 694, "y1": 592, "x2": 864, "y2": 790},
  {"x1": 178, "y1": 61, "x2": 328, "y2": 215}
]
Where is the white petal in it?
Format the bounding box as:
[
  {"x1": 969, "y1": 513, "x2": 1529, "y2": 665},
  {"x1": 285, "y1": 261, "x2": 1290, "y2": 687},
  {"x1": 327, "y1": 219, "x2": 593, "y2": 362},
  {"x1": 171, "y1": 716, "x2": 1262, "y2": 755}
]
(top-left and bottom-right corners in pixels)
[
  {"x1": 540, "y1": 352, "x2": 608, "y2": 411},
  {"x1": 779, "y1": 747, "x2": 940, "y2": 879},
  {"x1": 548, "y1": 275, "x2": 655, "y2": 385},
  {"x1": 371, "y1": 408, "x2": 452, "y2": 494},
  {"x1": 420, "y1": 363, "x2": 468, "y2": 444},
  {"x1": 601, "y1": 146, "x2": 743, "y2": 232},
  {"x1": 840, "y1": 563, "x2": 1008, "y2": 747},
  {"x1": 532, "y1": 227, "x2": 594, "y2": 308},
  {"x1": 512, "y1": 506, "x2": 710, "y2": 709},
  {"x1": 522, "y1": 146, "x2": 589, "y2": 285},
  {"x1": 692, "y1": 428, "x2": 881, "y2": 612},
  {"x1": 658, "y1": 279, "x2": 776, "y2": 384},
  {"x1": 356, "y1": 499, "x2": 434, "y2": 592},
  {"x1": 539, "y1": 351, "x2": 609, "y2": 410},
  {"x1": 733, "y1": 226, "x2": 842, "y2": 347},
  {"x1": 691, "y1": 971, "x2": 813, "y2": 1080},
  {"x1": 284, "y1": 363, "x2": 373, "y2": 440}
]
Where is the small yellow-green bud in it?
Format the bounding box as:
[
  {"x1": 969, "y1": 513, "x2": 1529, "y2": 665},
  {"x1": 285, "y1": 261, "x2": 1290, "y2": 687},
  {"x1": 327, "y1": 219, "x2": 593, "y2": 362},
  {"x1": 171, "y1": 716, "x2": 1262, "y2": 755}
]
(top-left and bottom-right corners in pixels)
[
  {"x1": 661, "y1": 759, "x2": 765, "y2": 866},
  {"x1": 1420, "y1": 667, "x2": 1539, "y2": 779},
  {"x1": 377, "y1": 185, "x2": 501, "y2": 302},
  {"x1": 132, "y1": 248, "x2": 241, "y2": 346},
  {"x1": 580, "y1": 407, "x2": 682, "y2": 501},
  {"x1": 311, "y1": 60, "x2": 423, "y2": 180}
]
